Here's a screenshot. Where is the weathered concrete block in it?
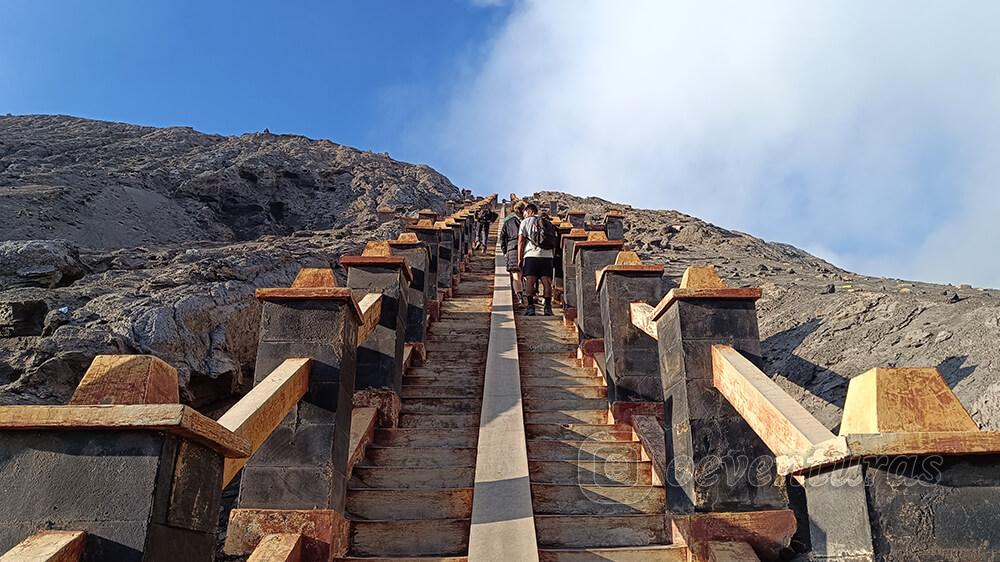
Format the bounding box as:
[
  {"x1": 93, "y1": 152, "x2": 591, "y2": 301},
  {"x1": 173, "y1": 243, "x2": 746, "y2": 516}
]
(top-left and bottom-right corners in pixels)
[
  {"x1": 405, "y1": 224, "x2": 442, "y2": 295},
  {"x1": 573, "y1": 241, "x2": 624, "y2": 340},
  {"x1": 598, "y1": 266, "x2": 670, "y2": 402},
  {"x1": 604, "y1": 211, "x2": 625, "y2": 241},
  {"x1": 433, "y1": 223, "x2": 454, "y2": 290},
  {"x1": 343, "y1": 259, "x2": 410, "y2": 394},
  {"x1": 0, "y1": 430, "x2": 222, "y2": 562},
  {"x1": 567, "y1": 209, "x2": 586, "y2": 229},
  {"x1": 560, "y1": 233, "x2": 587, "y2": 309},
  {"x1": 655, "y1": 291, "x2": 785, "y2": 514},
  {"x1": 242, "y1": 293, "x2": 358, "y2": 513}
]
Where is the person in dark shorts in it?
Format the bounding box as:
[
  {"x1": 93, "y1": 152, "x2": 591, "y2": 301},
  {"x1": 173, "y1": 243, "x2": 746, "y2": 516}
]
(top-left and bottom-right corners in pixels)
[
  {"x1": 500, "y1": 201, "x2": 526, "y2": 306},
  {"x1": 517, "y1": 203, "x2": 554, "y2": 316}
]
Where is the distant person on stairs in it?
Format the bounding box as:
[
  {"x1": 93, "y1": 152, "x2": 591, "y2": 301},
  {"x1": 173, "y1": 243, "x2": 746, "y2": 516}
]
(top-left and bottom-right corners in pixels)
[
  {"x1": 500, "y1": 201, "x2": 526, "y2": 306},
  {"x1": 474, "y1": 206, "x2": 498, "y2": 254},
  {"x1": 518, "y1": 203, "x2": 556, "y2": 316}
]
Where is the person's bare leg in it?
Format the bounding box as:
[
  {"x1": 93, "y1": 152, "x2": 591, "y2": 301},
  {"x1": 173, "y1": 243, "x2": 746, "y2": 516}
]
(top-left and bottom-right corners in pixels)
[
  {"x1": 524, "y1": 274, "x2": 537, "y2": 315},
  {"x1": 512, "y1": 271, "x2": 523, "y2": 303},
  {"x1": 541, "y1": 276, "x2": 554, "y2": 315}
]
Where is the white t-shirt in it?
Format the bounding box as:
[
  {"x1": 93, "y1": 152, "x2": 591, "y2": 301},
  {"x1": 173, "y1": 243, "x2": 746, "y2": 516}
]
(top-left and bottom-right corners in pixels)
[{"x1": 518, "y1": 216, "x2": 554, "y2": 259}]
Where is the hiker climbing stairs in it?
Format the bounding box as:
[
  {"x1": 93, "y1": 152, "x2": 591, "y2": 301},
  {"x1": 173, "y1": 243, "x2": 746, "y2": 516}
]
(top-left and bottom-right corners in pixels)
[
  {"x1": 342, "y1": 221, "x2": 498, "y2": 561},
  {"x1": 517, "y1": 313, "x2": 683, "y2": 561}
]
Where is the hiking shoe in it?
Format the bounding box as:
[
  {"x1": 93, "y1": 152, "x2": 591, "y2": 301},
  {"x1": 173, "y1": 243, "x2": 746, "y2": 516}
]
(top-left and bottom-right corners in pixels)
[
  {"x1": 525, "y1": 305, "x2": 536, "y2": 316},
  {"x1": 543, "y1": 304, "x2": 553, "y2": 316}
]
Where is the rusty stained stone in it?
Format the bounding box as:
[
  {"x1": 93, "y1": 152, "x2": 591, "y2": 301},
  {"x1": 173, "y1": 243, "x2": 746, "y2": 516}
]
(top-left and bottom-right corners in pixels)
[
  {"x1": 224, "y1": 508, "x2": 349, "y2": 560},
  {"x1": 69, "y1": 354, "x2": 179, "y2": 406},
  {"x1": 680, "y1": 266, "x2": 727, "y2": 290},
  {"x1": 613, "y1": 401, "x2": 665, "y2": 426},
  {"x1": 671, "y1": 509, "x2": 796, "y2": 561},
  {"x1": 290, "y1": 268, "x2": 337, "y2": 289},
  {"x1": 352, "y1": 389, "x2": 401, "y2": 429}
]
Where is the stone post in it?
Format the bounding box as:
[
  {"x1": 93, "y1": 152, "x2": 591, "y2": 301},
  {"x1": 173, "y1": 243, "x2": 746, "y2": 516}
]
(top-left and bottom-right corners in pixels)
[
  {"x1": 239, "y1": 268, "x2": 360, "y2": 513},
  {"x1": 406, "y1": 220, "x2": 444, "y2": 304},
  {"x1": 566, "y1": 209, "x2": 586, "y2": 229},
  {"x1": 417, "y1": 209, "x2": 438, "y2": 223},
  {"x1": 364, "y1": 236, "x2": 431, "y2": 345},
  {"x1": 572, "y1": 234, "x2": 624, "y2": 345},
  {"x1": 597, "y1": 251, "x2": 670, "y2": 416},
  {"x1": 652, "y1": 267, "x2": 787, "y2": 513},
  {"x1": 434, "y1": 220, "x2": 455, "y2": 298},
  {"x1": 445, "y1": 218, "x2": 463, "y2": 282},
  {"x1": 0, "y1": 355, "x2": 241, "y2": 561},
  {"x1": 553, "y1": 220, "x2": 574, "y2": 302},
  {"x1": 604, "y1": 210, "x2": 625, "y2": 241},
  {"x1": 559, "y1": 228, "x2": 590, "y2": 321},
  {"x1": 341, "y1": 255, "x2": 410, "y2": 399}
]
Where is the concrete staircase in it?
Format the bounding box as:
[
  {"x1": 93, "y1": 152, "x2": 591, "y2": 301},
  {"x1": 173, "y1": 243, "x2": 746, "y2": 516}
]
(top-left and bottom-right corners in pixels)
[
  {"x1": 517, "y1": 314, "x2": 686, "y2": 562},
  {"x1": 341, "y1": 229, "x2": 496, "y2": 561}
]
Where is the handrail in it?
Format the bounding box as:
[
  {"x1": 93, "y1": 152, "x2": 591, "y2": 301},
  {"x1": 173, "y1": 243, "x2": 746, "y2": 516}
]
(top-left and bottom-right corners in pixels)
[
  {"x1": 0, "y1": 531, "x2": 85, "y2": 562},
  {"x1": 217, "y1": 357, "x2": 311, "y2": 487}
]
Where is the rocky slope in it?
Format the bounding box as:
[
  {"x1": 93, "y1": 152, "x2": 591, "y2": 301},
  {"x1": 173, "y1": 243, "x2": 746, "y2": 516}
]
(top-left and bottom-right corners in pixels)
[
  {"x1": 0, "y1": 115, "x2": 464, "y2": 407},
  {"x1": 534, "y1": 191, "x2": 1000, "y2": 431}
]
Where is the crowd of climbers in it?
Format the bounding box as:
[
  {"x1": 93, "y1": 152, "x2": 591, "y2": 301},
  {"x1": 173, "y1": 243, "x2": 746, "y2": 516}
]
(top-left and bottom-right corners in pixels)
[{"x1": 494, "y1": 200, "x2": 558, "y2": 316}]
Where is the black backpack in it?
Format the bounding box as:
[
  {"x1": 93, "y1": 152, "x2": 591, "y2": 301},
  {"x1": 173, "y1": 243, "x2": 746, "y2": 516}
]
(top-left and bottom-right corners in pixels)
[{"x1": 529, "y1": 216, "x2": 558, "y2": 250}]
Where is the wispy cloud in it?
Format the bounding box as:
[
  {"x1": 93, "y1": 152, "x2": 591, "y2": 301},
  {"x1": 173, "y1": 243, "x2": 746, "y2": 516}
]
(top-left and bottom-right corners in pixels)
[{"x1": 431, "y1": 1, "x2": 1000, "y2": 287}]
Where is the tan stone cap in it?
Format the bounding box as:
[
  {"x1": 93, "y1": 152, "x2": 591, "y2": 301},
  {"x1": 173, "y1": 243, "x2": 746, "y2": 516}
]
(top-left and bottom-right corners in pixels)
[
  {"x1": 563, "y1": 228, "x2": 589, "y2": 239},
  {"x1": 572, "y1": 239, "x2": 625, "y2": 258},
  {"x1": 407, "y1": 219, "x2": 444, "y2": 231},
  {"x1": 0, "y1": 404, "x2": 251, "y2": 457},
  {"x1": 567, "y1": 209, "x2": 586, "y2": 216},
  {"x1": 595, "y1": 251, "x2": 665, "y2": 291},
  {"x1": 417, "y1": 209, "x2": 438, "y2": 218},
  {"x1": 256, "y1": 267, "x2": 362, "y2": 320},
  {"x1": 605, "y1": 210, "x2": 625, "y2": 218},
  {"x1": 650, "y1": 266, "x2": 761, "y2": 321},
  {"x1": 340, "y1": 255, "x2": 413, "y2": 283}
]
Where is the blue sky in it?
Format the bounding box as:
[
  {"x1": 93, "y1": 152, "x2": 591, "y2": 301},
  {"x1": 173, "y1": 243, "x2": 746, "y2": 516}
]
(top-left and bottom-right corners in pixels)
[
  {"x1": 4, "y1": 1, "x2": 1000, "y2": 287},
  {"x1": 1, "y1": 0, "x2": 507, "y2": 152}
]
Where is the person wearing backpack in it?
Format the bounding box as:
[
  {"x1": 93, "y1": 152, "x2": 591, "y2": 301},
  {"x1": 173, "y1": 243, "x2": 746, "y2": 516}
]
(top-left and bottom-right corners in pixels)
[
  {"x1": 517, "y1": 202, "x2": 557, "y2": 316},
  {"x1": 500, "y1": 201, "x2": 526, "y2": 306},
  {"x1": 475, "y1": 206, "x2": 498, "y2": 254}
]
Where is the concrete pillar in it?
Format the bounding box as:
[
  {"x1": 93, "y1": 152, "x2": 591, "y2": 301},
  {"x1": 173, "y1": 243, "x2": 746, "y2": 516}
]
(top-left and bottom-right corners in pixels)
[
  {"x1": 341, "y1": 256, "x2": 411, "y2": 394},
  {"x1": 406, "y1": 220, "x2": 443, "y2": 300},
  {"x1": 0, "y1": 356, "x2": 233, "y2": 561},
  {"x1": 573, "y1": 237, "x2": 624, "y2": 342},
  {"x1": 365, "y1": 237, "x2": 431, "y2": 344},
  {"x1": 567, "y1": 209, "x2": 586, "y2": 229},
  {"x1": 597, "y1": 252, "x2": 670, "y2": 404},
  {"x1": 417, "y1": 209, "x2": 438, "y2": 223},
  {"x1": 604, "y1": 210, "x2": 625, "y2": 241},
  {"x1": 553, "y1": 221, "x2": 574, "y2": 299},
  {"x1": 559, "y1": 229, "x2": 589, "y2": 316},
  {"x1": 445, "y1": 218, "x2": 463, "y2": 280},
  {"x1": 652, "y1": 271, "x2": 787, "y2": 514},
  {"x1": 433, "y1": 221, "x2": 455, "y2": 295},
  {"x1": 239, "y1": 268, "x2": 360, "y2": 513}
]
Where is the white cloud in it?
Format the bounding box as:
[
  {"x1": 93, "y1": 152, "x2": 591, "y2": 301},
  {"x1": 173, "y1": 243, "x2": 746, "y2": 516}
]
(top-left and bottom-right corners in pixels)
[{"x1": 432, "y1": 1, "x2": 1000, "y2": 287}]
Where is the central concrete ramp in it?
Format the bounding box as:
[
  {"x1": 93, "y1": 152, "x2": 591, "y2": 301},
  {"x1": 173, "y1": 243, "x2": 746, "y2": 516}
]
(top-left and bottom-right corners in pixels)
[{"x1": 342, "y1": 225, "x2": 497, "y2": 561}]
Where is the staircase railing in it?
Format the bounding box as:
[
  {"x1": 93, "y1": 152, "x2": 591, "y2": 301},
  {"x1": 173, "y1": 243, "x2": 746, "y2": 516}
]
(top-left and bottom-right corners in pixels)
[{"x1": 0, "y1": 196, "x2": 497, "y2": 562}]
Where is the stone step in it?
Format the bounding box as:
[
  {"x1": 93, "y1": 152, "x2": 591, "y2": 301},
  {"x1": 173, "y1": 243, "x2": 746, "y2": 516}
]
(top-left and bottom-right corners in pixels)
[
  {"x1": 348, "y1": 519, "x2": 470, "y2": 557},
  {"x1": 519, "y1": 354, "x2": 583, "y2": 368},
  {"x1": 407, "y1": 366, "x2": 485, "y2": 377},
  {"x1": 364, "y1": 446, "x2": 477, "y2": 468},
  {"x1": 346, "y1": 488, "x2": 473, "y2": 520},
  {"x1": 341, "y1": 557, "x2": 467, "y2": 562},
  {"x1": 525, "y1": 410, "x2": 608, "y2": 425},
  {"x1": 375, "y1": 428, "x2": 479, "y2": 448},
  {"x1": 531, "y1": 484, "x2": 666, "y2": 515},
  {"x1": 537, "y1": 546, "x2": 687, "y2": 562},
  {"x1": 423, "y1": 342, "x2": 489, "y2": 351},
  {"x1": 424, "y1": 351, "x2": 491, "y2": 362},
  {"x1": 524, "y1": 398, "x2": 609, "y2": 412},
  {"x1": 401, "y1": 386, "x2": 481, "y2": 399},
  {"x1": 398, "y1": 413, "x2": 480, "y2": 429},
  {"x1": 525, "y1": 424, "x2": 633, "y2": 441},
  {"x1": 522, "y1": 386, "x2": 608, "y2": 400},
  {"x1": 528, "y1": 461, "x2": 653, "y2": 486},
  {"x1": 350, "y1": 466, "x2": 476, "y2": 489},
  {"x1": 527, "y1": 441, "x2": 642, "y2": 462},
  {"x1": 521, "y1": 374, "x2": 604, "y2": 387},
  {"x1": 533, "y1": 514, "x2": 670, "y2": 549},
  {"x1": 403, "y1": 376, "x2": 485, "y2": 387},
  {"x1": 402, "y1": 397, "x2": 481, "y2": 414}
]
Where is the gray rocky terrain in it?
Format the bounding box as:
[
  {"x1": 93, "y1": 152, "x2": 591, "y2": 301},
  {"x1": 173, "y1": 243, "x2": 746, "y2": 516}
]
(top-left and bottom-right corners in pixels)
[
  {"x1": 0, "y1": 115, "x2": 463, "y2": 407},
  {"x1": 2, "y1": 115, "x2": 997, "y2": 436},
  {"x1": 534, "y1": 191, "x2": 1000, "y2": 431}
]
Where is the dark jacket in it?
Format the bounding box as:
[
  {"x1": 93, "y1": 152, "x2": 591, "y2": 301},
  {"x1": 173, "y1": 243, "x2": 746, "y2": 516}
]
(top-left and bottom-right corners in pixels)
[{"x1": 500, "y1": 214, "x2": 521, "y2": 255}]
